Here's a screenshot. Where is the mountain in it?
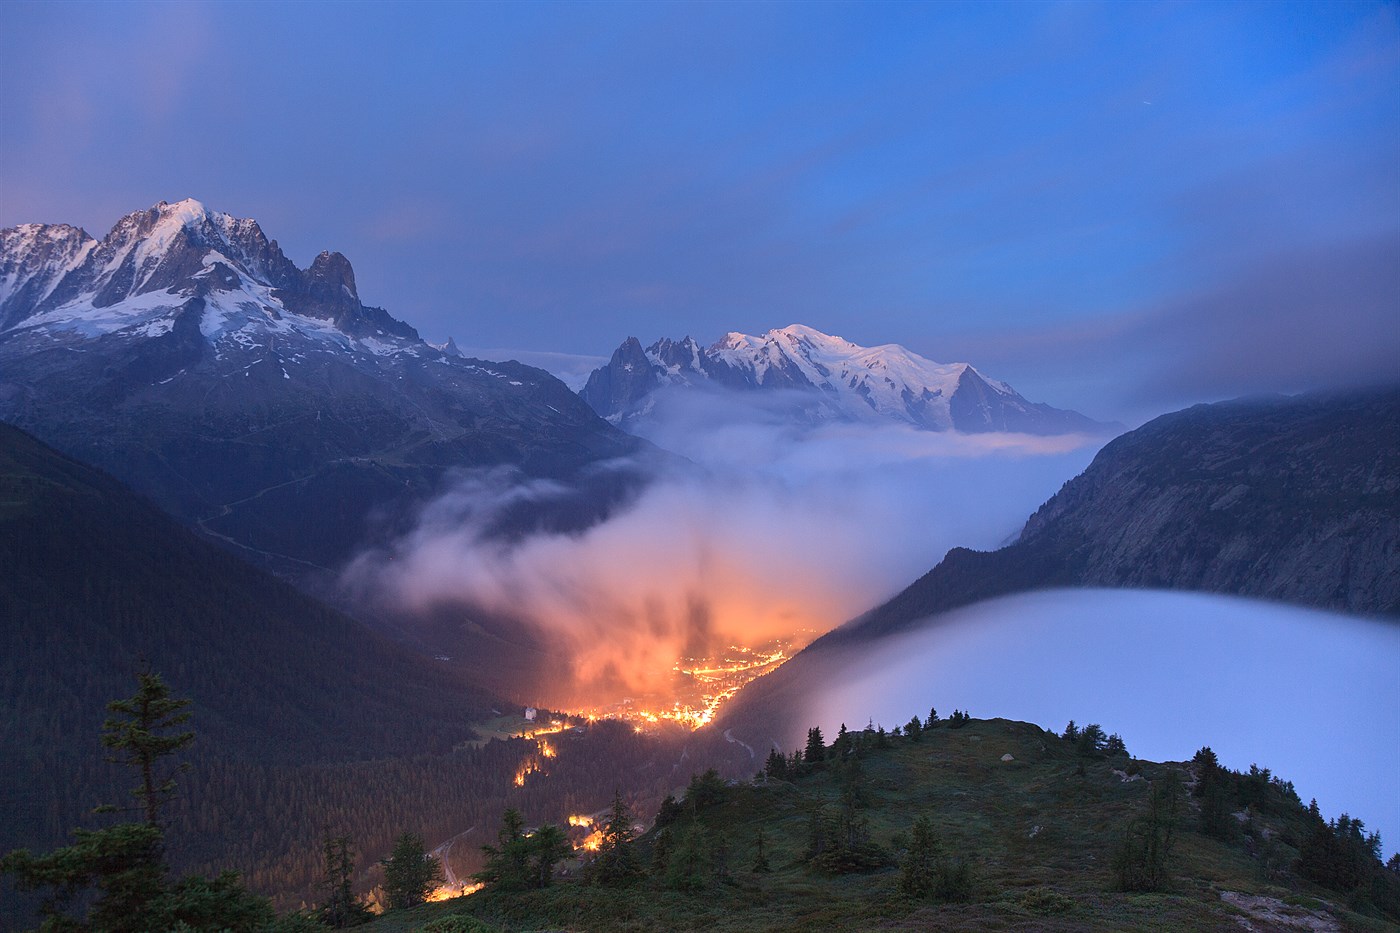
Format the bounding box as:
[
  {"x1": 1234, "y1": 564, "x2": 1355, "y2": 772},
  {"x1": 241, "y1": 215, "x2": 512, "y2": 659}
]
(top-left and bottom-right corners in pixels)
[
  {"x1": 0, "y1": 199, "x2": 644, "y2": 571},
  {"x1": 840, "y1": 385, "x2": 1400, "y2": 640},
  {"x1": 580, "y1": 324, "x2": 1113, "y2": 434},
  {"x1": 719, "y1": 386, "x2": 1400, "y2": 745}
]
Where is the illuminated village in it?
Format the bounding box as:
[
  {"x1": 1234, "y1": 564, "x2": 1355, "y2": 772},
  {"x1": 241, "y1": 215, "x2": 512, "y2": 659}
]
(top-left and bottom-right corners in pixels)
[
  {"x1": 423, "y1": 637, "x2": 808, "y2": 903},
  {"x1": 582, "y1": 636, "x2": 806, "y2": 730}
]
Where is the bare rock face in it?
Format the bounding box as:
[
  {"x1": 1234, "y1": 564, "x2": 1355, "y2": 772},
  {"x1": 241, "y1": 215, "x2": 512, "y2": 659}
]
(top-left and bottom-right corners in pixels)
[
  {"x1": 0, "y1": 199, "x2": 644, "y2": 571},
  {"x1": 843, "y1": 387, "x2": 1400, "y2": 641},
  {"x1": 579, "y1": 336, "x2": 663, "y2": 417}
]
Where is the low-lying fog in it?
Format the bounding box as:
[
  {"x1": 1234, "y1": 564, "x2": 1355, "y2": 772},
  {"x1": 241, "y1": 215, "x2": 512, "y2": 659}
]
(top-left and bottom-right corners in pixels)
[
  {"x1": 348, "y1": 388, "x2": 1106, "y2": 705},
  {"x1": 805, "y1": 588, "x2": 1400, "y2": 857}
]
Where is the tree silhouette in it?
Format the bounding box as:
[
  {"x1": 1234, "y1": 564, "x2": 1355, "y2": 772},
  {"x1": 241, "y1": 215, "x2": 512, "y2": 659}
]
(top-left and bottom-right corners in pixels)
[
  {"x1": 380, "y1": 832, "x2": 443, "y2": 909},
  {"x1": 2, "y1": 670, "x2": 275, "y2": 931},
  {"x1": 320, "y1": 834, "x2": 371, "y2": 927},
  {"x1": 589, "y1": 791, "x2": 642, "y2": 886},
  {"x1": 100, "y1": 669, "x2": 194, "y2": 829}
]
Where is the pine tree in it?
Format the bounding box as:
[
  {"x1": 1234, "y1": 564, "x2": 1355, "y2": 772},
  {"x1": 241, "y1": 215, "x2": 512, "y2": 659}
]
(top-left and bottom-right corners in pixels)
[
  {"x1": 764, "y1": 748, "x2": 789, "y2": 781},
  {"x1": 804, "y1": 726, "x2": 826, "y2": 765},
  {"x1": 320, "y1": 834, "x2": 371, "y2": 928},
  {"x1": 589, "y1": 791, "x2": 642, "y2": 886},
  {"x1": 751, "y1": 827, "x2": 771, "y2": 873},
  {"x1": 832, "y1": 723, "x2": 852, "y2": 759},
  {"x1": 685, "y1": 769, "x2": 727, "y2": 811},
  {"x1": 380, "y1": 832, "x2": 443, "y2": 910},
  {"x1": 1193, "y1": 747, "x2": 1233, "y2": 839},
  {"x1": 1077, "y1": 723, "x2": 1108, "y2": 756},
  {"x1": 529, "y1": 823, "x2": 572, "y2": 889},
  {"x1": 898, "y1": 815, "x2": 972, "y2": 901},
  {"x1": 100, "y1": 669, "x2": 194, "y2": 829},
  {"x1": 474, "y1": 808, "x2": 531, "y2": 891},
  {"x1": 1112, "y1": 771, "x2": 1180, "y2": 891},
  {"x1": 3, "y1": 822, "x2": 167, "y2": 933},
  {"x1": 664, "y1": 824, "x2": 712, "y2": 892},
  {"x1": 899, "y1": 815, "x2": 939, "y2": 897},
  {"x1": 3, "y1": 670, "x2": 274, "y2": 932}
]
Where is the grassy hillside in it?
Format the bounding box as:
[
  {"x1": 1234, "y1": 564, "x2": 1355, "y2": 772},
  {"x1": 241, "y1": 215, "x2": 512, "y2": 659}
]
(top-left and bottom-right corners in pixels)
[{"x1": 365, "y1": 717, "x2": 1400, "y2": 932}]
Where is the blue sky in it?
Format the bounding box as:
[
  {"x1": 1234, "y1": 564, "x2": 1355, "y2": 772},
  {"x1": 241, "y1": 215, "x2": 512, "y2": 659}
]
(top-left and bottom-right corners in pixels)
[{"x1": 2, "y1": 0, "x2": 1396, "y2": 422}]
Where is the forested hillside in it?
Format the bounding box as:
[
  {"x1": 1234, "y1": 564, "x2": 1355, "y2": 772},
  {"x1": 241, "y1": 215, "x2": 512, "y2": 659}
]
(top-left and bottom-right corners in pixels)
[{"x1": 0, "y1": 423, "x2": 740, "y2": 909}]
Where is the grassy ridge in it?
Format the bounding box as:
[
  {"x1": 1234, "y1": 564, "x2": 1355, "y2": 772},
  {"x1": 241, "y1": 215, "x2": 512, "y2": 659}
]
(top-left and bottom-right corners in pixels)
[{"x1": 367, "y1": 717, "x2": 1398, "y2": 932}]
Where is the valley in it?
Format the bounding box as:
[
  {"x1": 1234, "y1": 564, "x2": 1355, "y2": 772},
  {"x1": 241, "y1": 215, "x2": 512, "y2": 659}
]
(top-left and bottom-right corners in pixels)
[
  {"x1": 3, "y1": 19, "x2": 1397, "y2": 922},
  {"x1": 2, "y1": 199, "x2": 1396, "y2": 928}
]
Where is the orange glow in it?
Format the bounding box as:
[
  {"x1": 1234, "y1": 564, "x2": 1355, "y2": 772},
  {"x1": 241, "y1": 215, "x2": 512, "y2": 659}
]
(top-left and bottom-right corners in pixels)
[
  {"x1": 513, "y1": 755, "x2": 542, "y2": 787},
  {"x1": 564, "y1": 813, "x2": 605, "y2": 852},
  {"x1": 561, "y1": 637, "x2": 807, "y2": 731},
  {"x1": 521, "y1": 720, "x2": 569, "y2": 740},
  {"x1": 538, "y1": 740, "x2": 556, "y2": 758},
  {"x1": 426, "y1": 881, "x2": 483, "y2": 902}
]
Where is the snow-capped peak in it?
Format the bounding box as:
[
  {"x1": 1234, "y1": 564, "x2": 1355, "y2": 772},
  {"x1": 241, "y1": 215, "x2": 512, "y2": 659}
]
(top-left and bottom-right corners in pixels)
[
  {"x1": 156, "y1": 197, "x2": 214, "y2": 226},
  {"x1": 1, "y1": 198, "x2": 420, "y2": 356},
  {"x1": 582, "y1": 323, "x2": 1112, "y2": 435}
]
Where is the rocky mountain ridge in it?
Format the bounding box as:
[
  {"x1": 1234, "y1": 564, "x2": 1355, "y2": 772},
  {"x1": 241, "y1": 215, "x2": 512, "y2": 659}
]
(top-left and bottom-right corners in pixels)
[
  {"x1": 844, "y1": 385, "x2": 1400, "y2": 640},
  {"x1": 580, "y1": 323, "x2": 1113, "y2": 435},
  {"x1": 0, "y1": 199, "x2": 643, "y2": 571}
]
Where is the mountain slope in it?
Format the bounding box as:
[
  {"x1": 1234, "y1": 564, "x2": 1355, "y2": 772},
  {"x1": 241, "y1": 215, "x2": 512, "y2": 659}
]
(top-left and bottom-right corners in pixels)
[
  {"x1": 844, "y1": 385, "x2": 1400, "y2": 641},
  {"x1": 0, "y1": 199, "x2": 643, "y2": 571},
  {"x1": 580, "y1": 324, "x2": 1113, "y2": 434},
  {"x1": 0, "y1": 423, "x2": 748, "y2": 910},
  {"x1": 719, "y1": 386, "x2": 1400, "y2": 744},
  {"x1": 0, "y1": 421, "x2": 515, "y2": 876}
]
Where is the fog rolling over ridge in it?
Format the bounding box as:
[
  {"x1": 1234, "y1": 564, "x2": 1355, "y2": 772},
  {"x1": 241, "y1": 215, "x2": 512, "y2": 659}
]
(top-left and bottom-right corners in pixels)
[
  {"x1": 346, "y1": 390, "x2": 1104, "y2": 710},
  {"x1": 791, "y1": 588, "x2": 1400, "y2": 859}
]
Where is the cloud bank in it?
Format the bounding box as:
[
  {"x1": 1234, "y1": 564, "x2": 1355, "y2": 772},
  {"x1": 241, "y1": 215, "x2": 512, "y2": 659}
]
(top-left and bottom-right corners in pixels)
[
  {"x1": 347, "y1": 393, "x2": 1103, "y2": 708},
  {"x1": 805, "y1": 588, "x2": 1400, "y2": 858}
]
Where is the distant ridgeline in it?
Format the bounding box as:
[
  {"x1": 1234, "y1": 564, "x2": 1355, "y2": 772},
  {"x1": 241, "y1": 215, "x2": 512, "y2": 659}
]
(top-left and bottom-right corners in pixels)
[{"x1": 841, "y1": 384, "x2": 1400, "y2": 639}]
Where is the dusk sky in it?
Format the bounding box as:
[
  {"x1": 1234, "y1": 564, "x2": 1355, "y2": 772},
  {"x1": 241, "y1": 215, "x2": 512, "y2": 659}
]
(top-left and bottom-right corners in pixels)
[{"x1": 3, "y1": 0, "x2": 1397, "y2": 423}]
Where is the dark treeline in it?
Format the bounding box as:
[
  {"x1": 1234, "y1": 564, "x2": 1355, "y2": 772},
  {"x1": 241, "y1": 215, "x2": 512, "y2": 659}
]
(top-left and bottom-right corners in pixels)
[
  {"x1": 1, "y1": 671, "x2": 749, "y2": 929},
  {"x1": 145, "y1": 720, "x2": 738, "y2": 907}
]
